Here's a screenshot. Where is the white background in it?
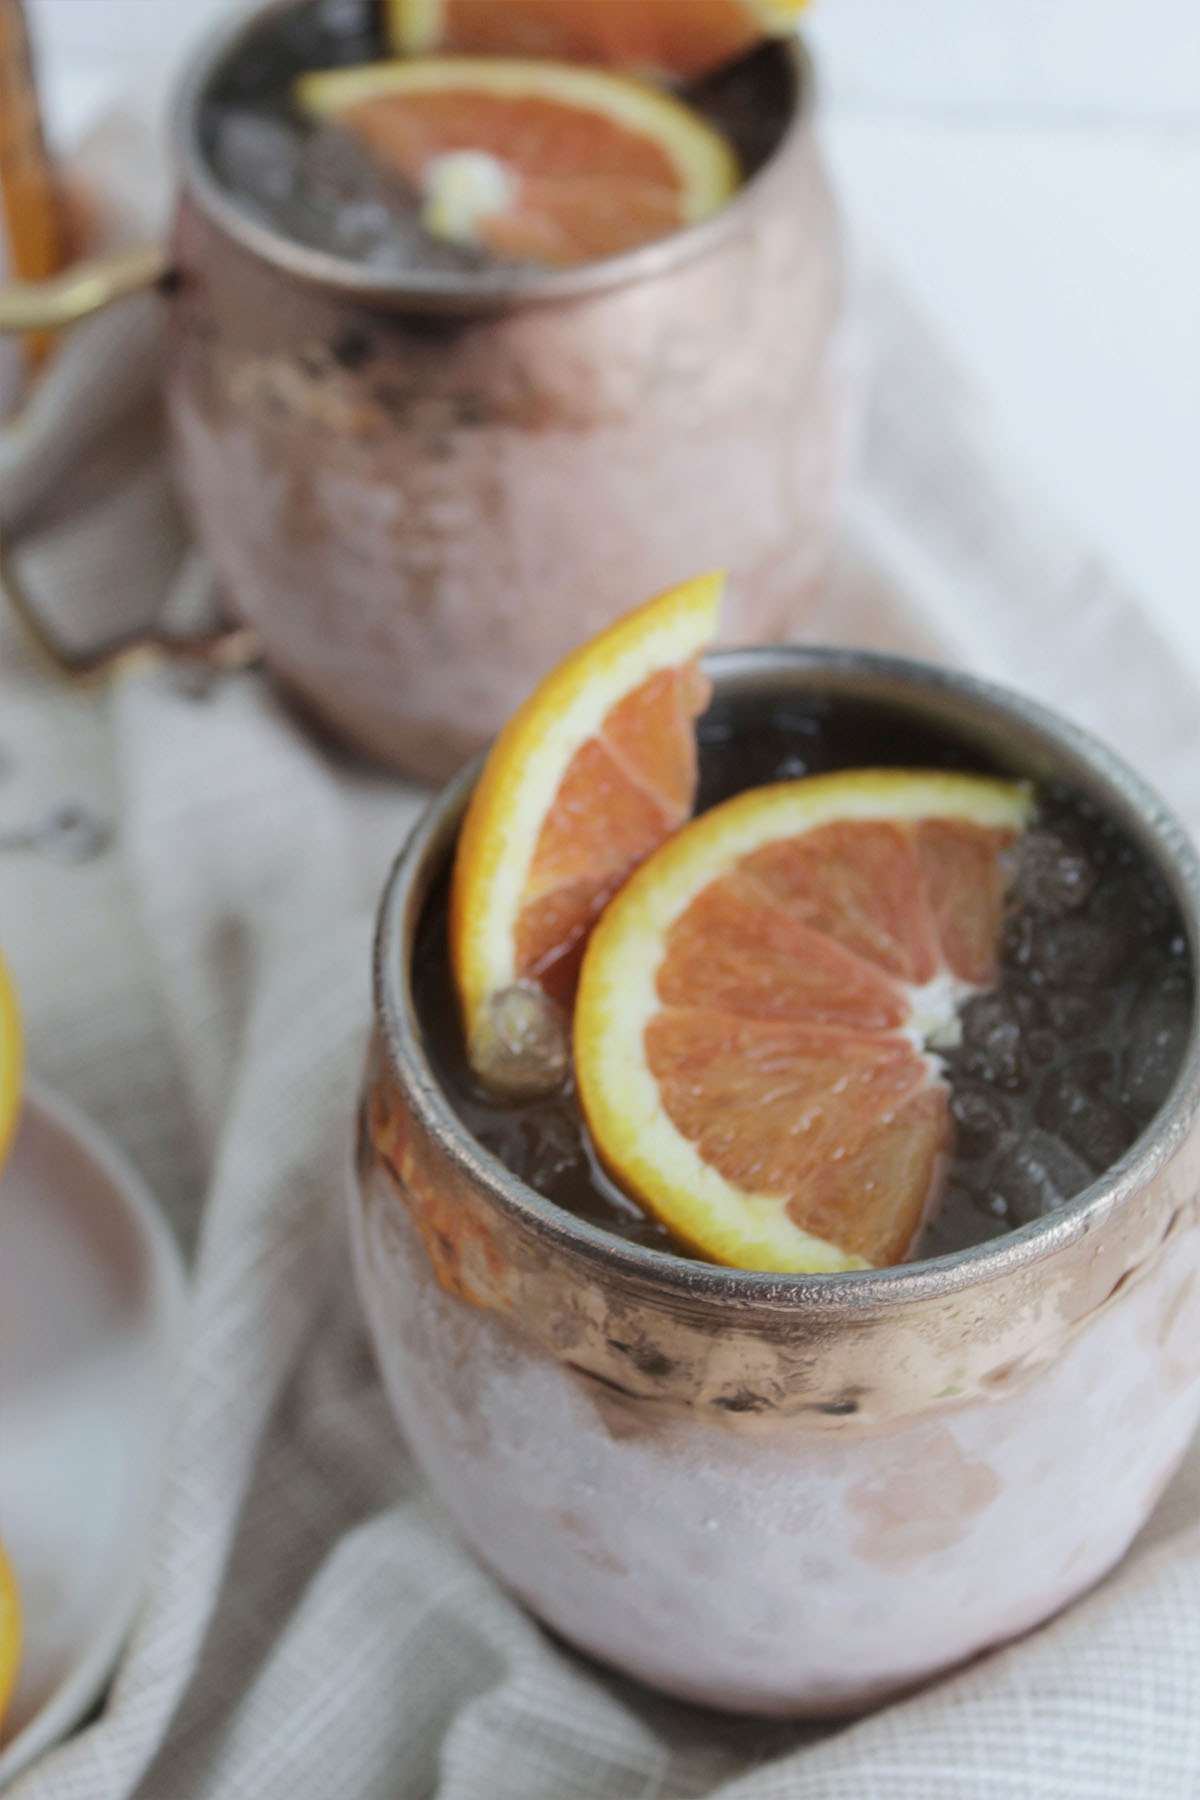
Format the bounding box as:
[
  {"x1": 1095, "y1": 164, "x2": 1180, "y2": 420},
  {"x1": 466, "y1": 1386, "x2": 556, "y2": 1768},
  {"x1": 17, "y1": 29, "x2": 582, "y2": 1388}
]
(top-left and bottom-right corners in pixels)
[{"x1": 23, "y1": 0, "x2": 1200, "y2": 672}]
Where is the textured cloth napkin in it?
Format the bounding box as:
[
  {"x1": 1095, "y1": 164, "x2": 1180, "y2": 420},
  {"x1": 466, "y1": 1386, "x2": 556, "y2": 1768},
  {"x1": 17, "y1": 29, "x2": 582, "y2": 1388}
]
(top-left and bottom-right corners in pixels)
[{"x1": 4, "y1": 109, "x2": 1200, "y2": 1800}]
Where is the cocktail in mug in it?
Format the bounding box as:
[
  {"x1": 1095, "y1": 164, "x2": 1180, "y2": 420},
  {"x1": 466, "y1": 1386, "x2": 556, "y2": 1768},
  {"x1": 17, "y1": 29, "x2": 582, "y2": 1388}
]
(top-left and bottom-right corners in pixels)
[
  {"x1": 0, "y1": 0, "x2": 846, "y2": 780},
  {"x1": 355, "y1": 623, "x2": 1200, "y2": 1714}
]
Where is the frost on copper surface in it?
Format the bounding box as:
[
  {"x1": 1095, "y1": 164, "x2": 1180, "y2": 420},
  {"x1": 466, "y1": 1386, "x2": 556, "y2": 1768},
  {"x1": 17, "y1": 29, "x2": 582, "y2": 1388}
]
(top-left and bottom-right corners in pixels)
[{"x1": 354, "y1": 1164, "x2": 1200, "y2": 1713}]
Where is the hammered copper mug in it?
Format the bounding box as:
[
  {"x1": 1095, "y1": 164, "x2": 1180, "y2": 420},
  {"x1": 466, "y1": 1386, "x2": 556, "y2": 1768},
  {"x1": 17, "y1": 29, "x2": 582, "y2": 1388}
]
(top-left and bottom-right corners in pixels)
[
  {"x1": 0, "y1": 0, "x2": 846, "y2": 781},
  {"x1": 355, "y1": 647, "x2": 1200, "y2": 1716}
]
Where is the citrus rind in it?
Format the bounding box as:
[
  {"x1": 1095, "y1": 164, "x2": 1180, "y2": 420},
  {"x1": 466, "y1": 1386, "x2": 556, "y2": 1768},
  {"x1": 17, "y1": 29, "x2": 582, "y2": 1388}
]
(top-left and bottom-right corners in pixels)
[{"x1": 450, "y1": 572, "x2": 722, "y2": 1059}]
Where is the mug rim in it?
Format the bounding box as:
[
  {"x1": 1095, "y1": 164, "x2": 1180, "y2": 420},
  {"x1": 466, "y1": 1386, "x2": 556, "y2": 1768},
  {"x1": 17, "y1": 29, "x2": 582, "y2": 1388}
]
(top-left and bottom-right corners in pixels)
[
  {"x1": 374, "y1": 644, "x2": 1200, "y2": 1315},
  {"x1": 170, "y1": 0, "x2": 816, "y2": 312}
]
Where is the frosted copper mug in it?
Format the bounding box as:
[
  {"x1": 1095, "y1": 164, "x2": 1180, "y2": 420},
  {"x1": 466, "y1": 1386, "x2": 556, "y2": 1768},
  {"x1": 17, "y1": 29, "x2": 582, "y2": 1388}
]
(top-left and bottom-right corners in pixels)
[
  {"x1": 354, "y1": 648, "x2": 1200, "y2": 1715},
  {"x1": 0, "y1": 2, "x2": 847, "y2": 778}
]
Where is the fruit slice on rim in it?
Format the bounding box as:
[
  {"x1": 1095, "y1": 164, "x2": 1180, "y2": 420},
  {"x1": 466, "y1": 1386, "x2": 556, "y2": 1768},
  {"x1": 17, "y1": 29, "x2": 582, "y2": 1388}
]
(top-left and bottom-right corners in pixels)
[
  {"x1": 386, "y1": 0, "x2": 809, "y2": 82},
  {"x1": 450, "y1": 573, "x2": 721, "y2": 1091},
  {"x1": 0, "y1": 952, "x2": 22, "y2": 1180},
  {"x1": 295, "y1": 57, "x2": 739, "y2": 267},
  {"x1": 576, "y1": 770, "x2": 1034, "y2": 1273},
  {"x1": 0, "y1": 1536, "x2": 21, "y2": 1729}
]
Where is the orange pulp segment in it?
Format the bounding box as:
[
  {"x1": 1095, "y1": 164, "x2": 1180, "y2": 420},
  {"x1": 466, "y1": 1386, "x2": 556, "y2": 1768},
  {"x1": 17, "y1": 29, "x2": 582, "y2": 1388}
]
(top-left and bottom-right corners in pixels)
[
  {"x1": 386, "y1": 0, "x2": 809, "y2": 81},
  {"x1": 295, "y1": 57, "x2": 739, "y2": 266},
  {"x1": 449, "y1": 573, "x2": 721, "y2": 1085},
  {"x1": 575, "y1": 770, "x2": 1034, "y2": 1272}
]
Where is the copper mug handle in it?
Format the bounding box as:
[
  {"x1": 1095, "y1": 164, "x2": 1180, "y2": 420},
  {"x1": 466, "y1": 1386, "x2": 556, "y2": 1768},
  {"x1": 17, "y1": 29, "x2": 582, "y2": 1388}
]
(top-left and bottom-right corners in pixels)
[{"x1": 0, "y1": 247, "x2": 261, "y2": 679}]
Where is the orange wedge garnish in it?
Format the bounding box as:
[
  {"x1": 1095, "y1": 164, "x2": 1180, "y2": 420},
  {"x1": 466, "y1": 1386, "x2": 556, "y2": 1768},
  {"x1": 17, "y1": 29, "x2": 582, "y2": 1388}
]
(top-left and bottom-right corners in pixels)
[
  {"x1": 0, "y1": 952, "x2": 22, "y2": 1180},
  {"x1": 576, "y1": 770, "x2": 1034, "y2": 1272},
  {"x1": 450, "y1": 573, "x2": 720, "y2": 1089},
  {"x1": 386, "y1": 0, "x2": 809, "y2": 81},
  {"x1": 296, "y1": 56, "x2": 738, "y2": 266},
  {"x1": 0, "y1": 1536, "x2": 21, "y2": 1730}
]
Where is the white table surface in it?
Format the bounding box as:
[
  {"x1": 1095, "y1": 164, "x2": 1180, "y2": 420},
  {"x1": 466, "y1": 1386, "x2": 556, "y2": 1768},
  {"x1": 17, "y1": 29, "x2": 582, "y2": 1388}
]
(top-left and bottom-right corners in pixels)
[{"x1": 26, "y1": 0, "x2": 1200, "y2": 679}]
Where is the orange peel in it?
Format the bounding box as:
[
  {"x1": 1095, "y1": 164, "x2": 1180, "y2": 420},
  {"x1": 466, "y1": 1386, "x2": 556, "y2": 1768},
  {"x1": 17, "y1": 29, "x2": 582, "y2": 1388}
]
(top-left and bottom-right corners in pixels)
[{"x1": 449, "y1": 573, "x2": 721, "y2": 1084}]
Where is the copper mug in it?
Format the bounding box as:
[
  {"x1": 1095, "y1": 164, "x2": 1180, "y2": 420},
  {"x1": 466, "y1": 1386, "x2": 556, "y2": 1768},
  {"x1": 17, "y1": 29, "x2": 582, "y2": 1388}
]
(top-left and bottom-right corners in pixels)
[
  {"x1": 0, "y1": 0, "x2": 846, "y2": 781},
  {"x1": 355, "y1": 646, "x2": 1200, "y2": 1716}
]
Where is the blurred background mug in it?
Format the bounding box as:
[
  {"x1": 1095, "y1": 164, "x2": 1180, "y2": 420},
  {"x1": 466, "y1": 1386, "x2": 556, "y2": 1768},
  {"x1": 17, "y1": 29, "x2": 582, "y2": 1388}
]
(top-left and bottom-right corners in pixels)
[{"x1": 0, "y1": 0, "x2": 848, "y2": 781}]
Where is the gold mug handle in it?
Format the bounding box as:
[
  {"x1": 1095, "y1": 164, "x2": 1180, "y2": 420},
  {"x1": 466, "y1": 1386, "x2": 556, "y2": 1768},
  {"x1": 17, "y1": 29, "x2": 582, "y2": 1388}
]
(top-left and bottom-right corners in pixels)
[{"x1": 0, "y1": 247, "x2": 261, "y2": 679}]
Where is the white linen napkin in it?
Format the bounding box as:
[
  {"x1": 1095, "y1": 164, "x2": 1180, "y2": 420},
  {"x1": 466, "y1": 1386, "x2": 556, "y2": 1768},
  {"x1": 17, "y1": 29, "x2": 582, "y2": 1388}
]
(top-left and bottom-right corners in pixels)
[{"x1": 3, "y1": 107, "x2": 1200, "y2": 1800}]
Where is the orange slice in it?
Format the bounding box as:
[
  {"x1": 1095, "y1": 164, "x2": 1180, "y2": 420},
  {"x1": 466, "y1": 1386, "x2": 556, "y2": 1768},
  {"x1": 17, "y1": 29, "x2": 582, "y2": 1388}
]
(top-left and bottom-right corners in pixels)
[
  {"x1": 575, "y1": 770, "x2": 1034, "y2": 1272},
  {"x1": 386, "y1": 0, "x2": 809, "y2": 81},
  {"x1": 295, "y1": 57, "x2": 738, "y2": 267},
  {"x1": 0, "y1": 952, "x2": 22, "y2": 1180},
  {"x1": 450, "y1": 573, "x2": 721, "y2": 1089},
  {"x1": 0, "y1": 1536, "x2": 21, "y2": 1730}
]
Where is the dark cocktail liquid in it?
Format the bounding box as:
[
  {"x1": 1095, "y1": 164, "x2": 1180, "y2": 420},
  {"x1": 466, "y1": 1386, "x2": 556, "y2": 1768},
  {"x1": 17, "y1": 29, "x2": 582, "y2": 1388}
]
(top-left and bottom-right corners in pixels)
[
  {"x1": 198, "y1": 0, "x2": 786, "y2": 270},
  {"x1": 413, "y1": 688, "x2": 1193, "y2": 1265}
]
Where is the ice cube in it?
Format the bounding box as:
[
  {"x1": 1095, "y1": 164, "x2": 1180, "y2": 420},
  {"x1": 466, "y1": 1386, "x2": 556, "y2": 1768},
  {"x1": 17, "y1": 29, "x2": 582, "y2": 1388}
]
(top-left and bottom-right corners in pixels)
[
  {"x1": 948, "y1": 1084, "x2": 1013, "y2": 1160},
  {"x1": 1122, "y1": 988, "x2": 1192, "y2": 1118},
  {"x1": 1036, "y1": 1053, "x2": 1136, "y2": 1171},
  {"x1": 470, "y1": 982, "x2": 571, "y2": 1099},
  {"x1": 474, "y1": 1095, "x2": 584, "y2": 1193},
  {"x1": 773, "y1": 754, "x2": 811, "y2": 781},
  {"x1": 1021, "y1": 915, "x2": 1127, "y2": 988},
  {"x1": 300, "y1": 125, "x2": 378, "y2": 203},
  {"x1": 1043, "y1": 987, "x2": 1114, "y2": 1038},
  {"x1": 521, "y1": 1101, "x2": 587, "y2": 1193},
  {"x1": 213, "y1": 113, "x2": 300, "y2": 207},
  {"x1": 334, "y1": 200, "x2": 394, "y2": 254},
  {"x1": 959, "y1": 991, "x2": 1039, "y2": 1089},
  {"x1": 921, "y1": 1181, "x2": 1010, "y2": 1256},
  {"x1": 1090, "y1": 866, "x2": 1172, "y2": 941},
  {"x1": 474, "y1": 1114, "x2": 533, "y2": 1183},
  {"x1": 1009, "y1": 830, "x2": 1095, "y2": 915},
  {"x1": 989, "y1": 1129, "x2": 1095, "y2": 1225}
]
